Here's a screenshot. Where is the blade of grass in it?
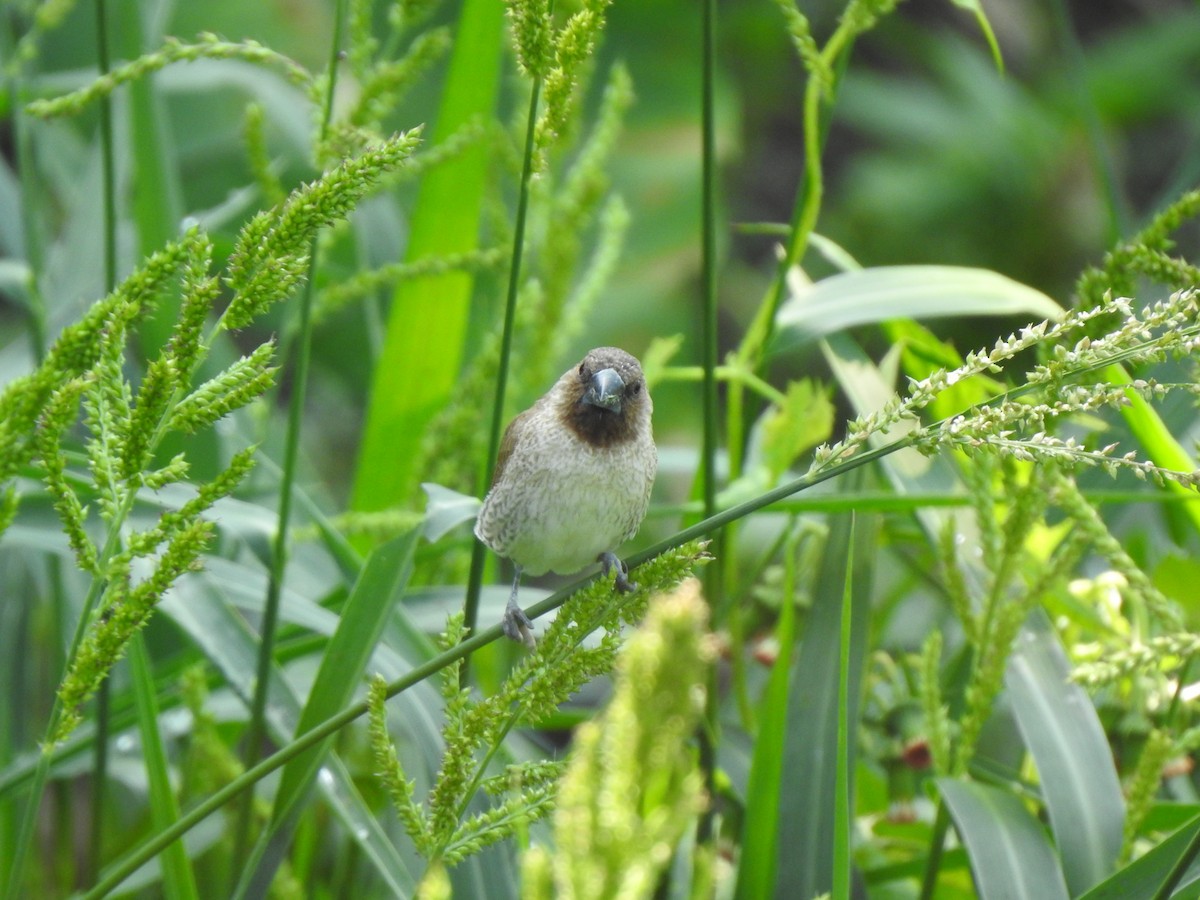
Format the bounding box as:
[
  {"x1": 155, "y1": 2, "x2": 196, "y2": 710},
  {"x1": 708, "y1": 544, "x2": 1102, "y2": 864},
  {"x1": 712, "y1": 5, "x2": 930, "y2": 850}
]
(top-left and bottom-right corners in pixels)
[
  {"x1": 939, "y1": 777, "x2": 1070, "y2": 900},
  {"x1": 734, "y1": 523, "x2": 800, "y2": 900},
  {"x1": 1107, "y1": 364, "x2": 1200, "y2": 536},
  {"x1": 1006, "y1": 610, "x2": 1124, "y2": 895},
  {"x1": 127, "y1": 634, "x2": 199, "y2": 900},
  {"x1": 264, "y1": 530, "x2": 418, "y2": 839},
  {"x1": 773, "y1": 502, "x2": 874, "y2": 899},
  {"x1": 697, "y1": 0, "x2": 723, "y2": 855},
  {"x1": 351, "y1": 0, "x2": 504, "y2": 513},
  {"x1": 773, "y1": 264, "x2": 1063, "y2": 352},
  {"x1": 833, "y1": 515, "x2": 855, "y2": 900},
  {"x1": 1078, "y1": 811, "x2": 1200, "y2": 899}
]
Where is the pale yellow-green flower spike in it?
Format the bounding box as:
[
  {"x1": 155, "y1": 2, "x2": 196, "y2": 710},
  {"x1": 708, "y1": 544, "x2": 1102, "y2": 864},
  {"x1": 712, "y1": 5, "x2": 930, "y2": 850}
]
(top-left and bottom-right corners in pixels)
[{"x1": 525, "y1": 578, "x2": 714, "y2": 900}]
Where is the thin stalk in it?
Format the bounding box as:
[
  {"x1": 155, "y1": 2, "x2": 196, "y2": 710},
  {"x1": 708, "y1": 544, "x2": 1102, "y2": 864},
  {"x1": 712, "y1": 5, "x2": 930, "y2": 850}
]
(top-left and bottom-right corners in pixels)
[
  {"x1": 96, "y1": 0, "x2": 116, "y2": 293},
  {"x1": 462, "y1": 73, "x2": 544, "y2": 650},
  {"x1": 699, "y1": 0, "x2": 720, "y2": 570},
  {"x1": 832, "y1": 518, "x2": 854, "y2": 900},
  {"x1": 233, "y1": 0, "x2": 349, "y2": 872},
  {"x1": 89, "y1": 0, "x2": 117, "y2": 884},
  {"x1": 918, "y1": 800, "x2": 951, "y2": 900},
  {"x1": 662, "y1": 365, "x2": 787, "y2": 406},
  {"x1": 88, "y1": 682, "x2": 109, "y2": 886},
  {"x1": 725, "y1": 26, "x2": 855, "y2": 496},
  {"x1": 696, "y1": 0, "x2": 721, "y2": 852}
]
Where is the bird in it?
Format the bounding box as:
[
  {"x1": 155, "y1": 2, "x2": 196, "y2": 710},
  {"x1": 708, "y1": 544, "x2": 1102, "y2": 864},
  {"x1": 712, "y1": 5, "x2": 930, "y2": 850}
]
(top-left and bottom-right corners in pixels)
[{"x1": 475, "y1": 346, "x2": 657, "y2": 648}]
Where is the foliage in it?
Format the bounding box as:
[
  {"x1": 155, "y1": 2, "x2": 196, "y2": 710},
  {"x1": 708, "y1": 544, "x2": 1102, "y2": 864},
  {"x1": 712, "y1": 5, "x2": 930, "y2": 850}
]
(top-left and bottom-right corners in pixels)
[{"x1": 2, "y1": 0, "x2": 1200, "y2": 897}]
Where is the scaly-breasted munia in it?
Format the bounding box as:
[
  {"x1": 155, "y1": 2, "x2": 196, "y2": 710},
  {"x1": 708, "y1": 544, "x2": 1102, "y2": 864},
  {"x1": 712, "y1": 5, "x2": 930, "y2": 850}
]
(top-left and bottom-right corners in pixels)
[{"x1": 475, "y1": 347, "x2": 657, "y2": 647}]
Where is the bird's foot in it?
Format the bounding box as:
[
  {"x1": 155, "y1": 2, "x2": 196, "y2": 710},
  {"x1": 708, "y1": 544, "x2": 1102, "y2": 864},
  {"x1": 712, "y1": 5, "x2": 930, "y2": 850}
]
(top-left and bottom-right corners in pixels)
[
  {"x1": 502, "y1": 596, "x2": 537, "y2": 650},
  {"x1": 598, "y1": 551, "x2": 637, "y2": 593}
]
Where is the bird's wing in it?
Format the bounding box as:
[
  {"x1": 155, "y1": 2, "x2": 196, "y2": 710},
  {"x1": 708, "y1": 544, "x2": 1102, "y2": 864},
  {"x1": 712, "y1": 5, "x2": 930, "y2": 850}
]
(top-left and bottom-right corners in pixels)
[{"x1": 490, "y1": 406, "x2": 534, "y2": 488}]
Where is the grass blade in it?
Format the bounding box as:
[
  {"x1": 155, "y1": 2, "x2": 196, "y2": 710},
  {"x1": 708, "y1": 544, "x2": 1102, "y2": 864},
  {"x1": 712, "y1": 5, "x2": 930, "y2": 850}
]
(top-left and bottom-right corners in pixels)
[
  {"x1": 773, "y1": 507, "x2": 874, "y2": 898},
  {"x1": 269, "y1": 529, "x2": 419, "y2": 825},
  {"x1": 734, "y1": 532, "x2": 798, "y2": 899},
  {"x1": 162, "y1": 566, "x2": 422, "y2": 894},
  {"x1": 1107, "y1": 364, "x2": 1200, "y2": 536},
  {"x1": 1080, "y1": 811, "x2": 1200, "y2": 899},
  {"x1": 1007, "y1": 610, "x2": 1124, "y2": 894},
  {"x1": 776, "y1": 265, "x2": 1064, "y2": 351},
  {"x1": 939, "y1": 776, "x2": 1070, "y2": 900},
  {"x1": 833, "y1": 516, "x2": 855, "y2": 900},
  {"x1": 128, "y1": 634, "x2": 199, "y2": 900},
  {"x1": 352, "y1": 0, "x2": 505, "y2": 511}
]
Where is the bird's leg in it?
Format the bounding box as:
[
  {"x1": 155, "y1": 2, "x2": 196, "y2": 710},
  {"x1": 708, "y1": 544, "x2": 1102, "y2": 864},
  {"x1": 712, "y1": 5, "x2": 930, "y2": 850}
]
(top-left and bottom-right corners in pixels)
[
  {"x1": 598, "y1": 551, "x2": 637, "y2": 593},
  {"x1": 502, "y1": 565, "x2": 537, "y2": 650}
]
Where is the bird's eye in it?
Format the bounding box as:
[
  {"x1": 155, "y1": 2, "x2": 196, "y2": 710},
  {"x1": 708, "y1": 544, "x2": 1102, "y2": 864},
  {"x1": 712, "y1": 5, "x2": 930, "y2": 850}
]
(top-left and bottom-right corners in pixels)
[
  {"x1": 629, "y1": 381, "x2": 641, "y2": 395},
  {"x1": 578, "y1": 363, "x2": 588, "y2": 377}
]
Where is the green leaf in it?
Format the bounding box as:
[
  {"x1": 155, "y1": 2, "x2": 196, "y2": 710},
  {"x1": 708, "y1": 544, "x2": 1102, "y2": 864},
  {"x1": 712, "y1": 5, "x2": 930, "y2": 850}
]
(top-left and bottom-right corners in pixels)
[
  {"x1": 947, "y1": 0, "x2": 1005, "y2": 75},
  {"x1": 773, "y1": 506, "x2": 875, "y2": 899},
  {"x1": 421, "y1": 482, "x2": 483, "y2": 542},
  {"x1": 758, "y1": 378, "x2": 834, "y2": 483},
  {"x1": 1106, "y1": 364, "x2": 1200, "y2": 537},
  {"x1": 160, "y1": 561, "x2": 424, "y2": 896},
  {"x1": 128, "y1": 635, "x2": 200, "y2": 900},
  {"x1": 352, "y1": 0, "x2": 505, "y2": 513},
  {"x1": 1079, "y1": 811, "x2": 1200, "y2": 899},
  {"x1": 269, "y1": 529, "x2": 419, "y2": 825},
  {"x1": 774, "y1": 265, "x2": 1064, "y2": 351},
  {"x1": 939, "y1": 777, "x2": 1070, "y2": 900},
  {"x1": 735, "y1": 546, "x2": 797, "y2": 900},
  {"x1": 1006, "y1": 611, "x2": 1124, "y2": 895}
]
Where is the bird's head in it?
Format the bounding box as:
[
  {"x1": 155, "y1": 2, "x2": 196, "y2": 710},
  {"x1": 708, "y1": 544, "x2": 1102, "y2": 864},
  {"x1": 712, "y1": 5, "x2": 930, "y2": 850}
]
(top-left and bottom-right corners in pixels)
[{"x1": 560, "y1": 346, "x2": 652, "y2": 448}]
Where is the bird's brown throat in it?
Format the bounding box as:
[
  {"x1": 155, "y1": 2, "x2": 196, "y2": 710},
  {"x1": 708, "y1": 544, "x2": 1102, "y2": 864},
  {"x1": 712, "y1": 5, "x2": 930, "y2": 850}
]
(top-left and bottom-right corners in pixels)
[{"x1": 565, "y1": 402, "x2": 639, "y2": 449}]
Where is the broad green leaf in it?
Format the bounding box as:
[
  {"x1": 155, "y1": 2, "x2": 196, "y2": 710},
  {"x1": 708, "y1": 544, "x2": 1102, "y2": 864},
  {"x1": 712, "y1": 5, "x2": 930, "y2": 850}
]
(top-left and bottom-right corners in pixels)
[
  {"x1": 939, "y1": 777, "x2": 1070, "y2": 900},
  {"x1": 270, "y1": 530, "x2": 419, "y2": 824},
  {"x1": 774, "y1": 265, "x2": 1064, "y2": 351},
  {"x1": 1079, "y1": 810, "x2": 1200, "y2": 899},
  {"x1": 352, "y1": 0, "x2": 505, "y2": 513},
  {"x1": 421, "y1": 481, "x2": 483, "y2": 541},
  {"x1": 773, "y1": 507, "x2": 876, "y2": 899},
  {"x1": 1006, "y1": 611, "x2": 1124, "y2": 895}
]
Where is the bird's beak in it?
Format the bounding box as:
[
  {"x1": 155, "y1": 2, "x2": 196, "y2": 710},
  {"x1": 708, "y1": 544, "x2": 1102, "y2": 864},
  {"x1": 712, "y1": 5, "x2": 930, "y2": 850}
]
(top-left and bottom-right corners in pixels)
[{"x1": 583, "y1": 367, "x2": 625, "y2": 414}]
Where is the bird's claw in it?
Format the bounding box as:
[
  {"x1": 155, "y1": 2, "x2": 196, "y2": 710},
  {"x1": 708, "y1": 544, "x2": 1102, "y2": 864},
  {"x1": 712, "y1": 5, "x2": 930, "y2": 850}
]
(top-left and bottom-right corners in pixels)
[
  {"x1": 598, "y1": 551, "x2": 637, "y2": 593},
  {"x1": 503, "y1": 597, "x2": 537, "y2": 650}
]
